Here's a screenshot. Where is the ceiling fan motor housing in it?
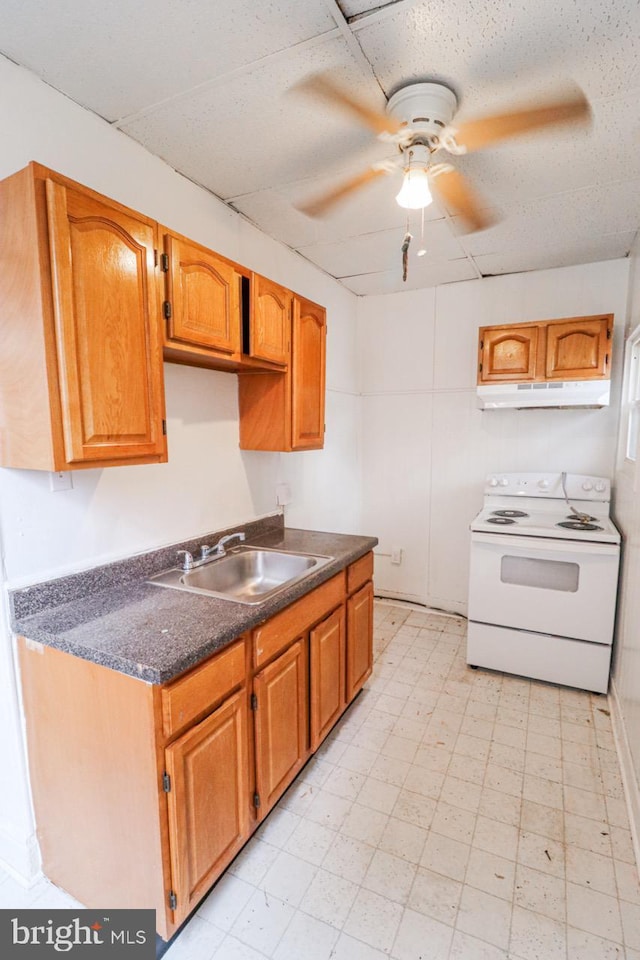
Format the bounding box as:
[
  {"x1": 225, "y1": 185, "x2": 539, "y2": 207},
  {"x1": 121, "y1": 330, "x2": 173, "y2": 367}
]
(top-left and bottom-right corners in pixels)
[{"x1": 386, "y1": 82, "x2": 458, "y2": 146}]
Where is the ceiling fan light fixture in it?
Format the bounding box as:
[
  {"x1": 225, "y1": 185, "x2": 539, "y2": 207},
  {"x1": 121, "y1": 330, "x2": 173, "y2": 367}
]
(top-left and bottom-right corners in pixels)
[{"x1": 396, "y1": 166, "x2": 433, "y2": 210}]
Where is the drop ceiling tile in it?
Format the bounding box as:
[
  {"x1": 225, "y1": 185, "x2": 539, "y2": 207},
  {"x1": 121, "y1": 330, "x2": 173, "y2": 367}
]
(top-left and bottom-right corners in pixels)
[
  {"x1": 450, "y1": 91, "x2": 640, "y2": 208},
  {"x1": 458, "y1": 180, "x2": 640, "y2": 258},
  {"x1": 232, "y1": 161, "x2": 445, "y2": 248},
  {"x1": 340, "y1": 256, "x2": 478, "y2": 295},
  {"x1": 120, "y1": 36, "x2": 386, "y2": 197},
  {"x1": 354, "y1": 0, "x2": 640, "y2": 104},
  {"x1": 474, "y1": 233, "x2": 635, "y2": 276},
  {"x1": 297, "y1": 217, "x2": 466, "y2": 277},
  {"x1": 0, "y1": 0, "x2": 338, "y2": 120}
]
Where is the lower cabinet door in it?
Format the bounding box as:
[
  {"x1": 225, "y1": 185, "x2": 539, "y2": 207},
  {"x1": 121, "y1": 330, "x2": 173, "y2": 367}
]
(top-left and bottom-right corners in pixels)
[
  {"x1": 253, "y1": 639, "x2": 308, "y2": 818},
  {"x1": 346, "y1": 581, "x2": 374, "y2": 701},
  {"x1": 164, "y1": 689, "x2": 250, "y2": 924},
  {"x1": 310, "y1": 607, "x2": 346, "y2": 751}
]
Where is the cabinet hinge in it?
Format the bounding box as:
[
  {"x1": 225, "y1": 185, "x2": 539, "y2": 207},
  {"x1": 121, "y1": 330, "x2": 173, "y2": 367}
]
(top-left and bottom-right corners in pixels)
[
  {"x1": 250, "y1": 693, "x2": 258, "y2": 711},
  {"x1": 162, "y1": 419, "x2": 167, "y2": 436},
  {"x1": 605, "y1": 353, "x2": 609, "y2": 366},
  {"x1": 154, "y1": 249, "x2": 158, "y2": 267},
  {"x1": 168, "y1": 891, "x2": 177, "y2": 911},
  {"x1": 480, "y1": 339, "x2": 484, "y2": 349},
  {"x1": 479, "y1": 362, "x2": 483, "y2": 372},
  {"x1": 162, "y1": 771, "x2": 171, "y2": 792},
  {"x1": 253, "y1": 792, "x2": 261, "y2": 809},
  {"x1": 163, "y1": 301, "x2": 172, "y2": 320},
  {"x1": 160, "y1": 252, "x2": 169, "y2": 272},
  {"x1": 607, "y1": 327, "x2": 612, "y2": 339}
]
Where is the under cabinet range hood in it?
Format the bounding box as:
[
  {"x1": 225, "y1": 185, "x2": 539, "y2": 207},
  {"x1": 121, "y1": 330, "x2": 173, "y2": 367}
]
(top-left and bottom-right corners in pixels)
[{"x1": 477, "y1": 379, "x2": 611, "y2": 410}]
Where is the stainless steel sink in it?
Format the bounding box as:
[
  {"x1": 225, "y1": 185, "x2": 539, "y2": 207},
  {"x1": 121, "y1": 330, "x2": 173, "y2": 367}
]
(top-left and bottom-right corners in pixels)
[{"x1": 147, "y1": 546, "x2": 334, "y2": 604}]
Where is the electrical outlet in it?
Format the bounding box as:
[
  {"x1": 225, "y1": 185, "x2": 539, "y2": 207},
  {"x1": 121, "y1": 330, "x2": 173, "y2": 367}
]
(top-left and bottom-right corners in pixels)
[
  {"x1": 49, "y1": 471, "x2": 73, "y2": 492},
  {"x1": 391, "y1": 545, "x2": 402, "y2": 565},
  {"x1": 276, "y1": 482, "x2": 292, "y2": 506}
]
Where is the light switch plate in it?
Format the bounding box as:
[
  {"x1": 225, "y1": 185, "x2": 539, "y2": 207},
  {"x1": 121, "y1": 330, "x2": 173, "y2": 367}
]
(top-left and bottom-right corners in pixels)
[
  {"x1": 49, "y1": 471, "x2": 73, "y2": 492},
  {"x1": 276, "y1": 482, "x2": 292, "y2": 506}
]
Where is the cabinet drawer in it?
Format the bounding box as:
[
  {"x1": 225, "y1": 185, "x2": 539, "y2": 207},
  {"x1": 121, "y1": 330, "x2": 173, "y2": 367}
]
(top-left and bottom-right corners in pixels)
[
  {"x1": 347, "y1": 552, "x2": 374, "y2": 595},
  {"x1": 253, "y1": 572, "x2": 346, "y2": 669},
  {"x1": 161, "y1": 638, "x2": 246, "y2": 740}
]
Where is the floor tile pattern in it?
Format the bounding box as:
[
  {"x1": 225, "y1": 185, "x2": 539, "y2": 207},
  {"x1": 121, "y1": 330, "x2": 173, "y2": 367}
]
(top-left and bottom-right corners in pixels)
[{"x1": 2, "y1": 601, "x2": 639, "y2": 959}]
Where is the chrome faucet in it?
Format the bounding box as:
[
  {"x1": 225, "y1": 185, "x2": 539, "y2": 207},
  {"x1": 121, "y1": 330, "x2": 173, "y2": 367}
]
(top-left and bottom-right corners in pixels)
[
  {"x1": 198, "y1": 531, "x2": 246, "y2": 562},
  {"x1": 177, "y1": 532, "x2": 246, "y2": 571}
]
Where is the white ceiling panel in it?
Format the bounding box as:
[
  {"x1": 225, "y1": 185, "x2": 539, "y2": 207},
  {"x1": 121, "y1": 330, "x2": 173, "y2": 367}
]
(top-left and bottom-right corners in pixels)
[
  {"x1": 297, "y1": 218, "x2": 467, "y2": 277},
  {"x1": 340, "y1": 256, "x2": 478, "y2": 295},
  {"x1": 120, "y1": 36, "x2": 385, "y2": 198},
  {"x1": 354, "y1": 0, "x2": 640, "y2": 103},
  {"x1": 451, "y1": 91, "x2": 640, "y2": 208},
  {"x1": 474, "y1": 233, "x2": 637, "y2": 277},
  {"x1": 0, "y1": 1, "x2": 338, "y2": 121},
  {"x1": 1, "y1": 0, "x2": 639, "y2": 292},
  {"x1": 460, "y1": 180, "x2": 640, "y2": 258}
]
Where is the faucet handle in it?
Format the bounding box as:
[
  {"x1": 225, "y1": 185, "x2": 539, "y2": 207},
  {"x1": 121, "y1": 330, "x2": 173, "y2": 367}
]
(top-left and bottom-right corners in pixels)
[
  {"x1": 199, "y1": 545, "x2": 211, "y2": 560},
  {"x1": 176, "y1": 550, "x2": 194, "y2": 571}
]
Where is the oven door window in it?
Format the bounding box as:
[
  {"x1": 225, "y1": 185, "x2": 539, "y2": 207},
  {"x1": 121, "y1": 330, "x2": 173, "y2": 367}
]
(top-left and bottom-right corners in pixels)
[{"x1": 500, "y1": 555, "x2": 579, "y2": 592}]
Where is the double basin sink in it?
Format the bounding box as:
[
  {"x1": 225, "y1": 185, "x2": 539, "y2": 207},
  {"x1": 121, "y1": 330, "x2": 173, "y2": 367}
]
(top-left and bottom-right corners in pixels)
[{"x1": 148, "y1": 545, "x2": 334, "y2": 605}]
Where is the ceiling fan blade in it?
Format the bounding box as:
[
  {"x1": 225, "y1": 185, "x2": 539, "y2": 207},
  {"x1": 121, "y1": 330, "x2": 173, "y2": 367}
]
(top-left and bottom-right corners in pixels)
[
  {"x1": 297, "y1": 167, "x2": 389, "y2": 218},
  {"x1": 454, "y1": 90, "x2": 590, "y2": 152},
  {"x1": 295, "y1": 73, "x2": 402, "y2": 137},
  {"x1": 432, "y1": 168, "x2": 494, "y2": 232}
]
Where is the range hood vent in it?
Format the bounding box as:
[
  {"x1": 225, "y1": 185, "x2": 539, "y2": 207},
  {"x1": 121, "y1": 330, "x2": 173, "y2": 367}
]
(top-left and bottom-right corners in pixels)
[{"x1": 477, "y1": 379, "x2": 610, "y2": 410}]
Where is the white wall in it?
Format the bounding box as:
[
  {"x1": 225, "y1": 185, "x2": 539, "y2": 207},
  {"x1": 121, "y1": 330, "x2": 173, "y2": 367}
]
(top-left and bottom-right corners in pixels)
[
  {"x1": 359, "y1": 259, "x2": 630, "y2": 611},
  {"x1": 612, "y1": 234, "x2": 640, "y2": 853},
  {"x1": 0, "y1": 56, "x2": 361, "y2": 880}
]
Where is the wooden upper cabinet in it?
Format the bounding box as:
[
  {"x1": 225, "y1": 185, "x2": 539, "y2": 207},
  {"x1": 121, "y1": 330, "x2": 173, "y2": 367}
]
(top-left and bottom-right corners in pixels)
[
  {"x1": 545, "y1": 317, "x2": 610, "y2": 380},
  {"x1": 163, "y1": 232, "x2": 242, "y2": 360},
  {"x1": 0, "y1": 163, "x2": 167, "y2": 470},
  {"x1": 164, "y1": 689, "x2": 250, "y2": 925},
  {"x1": 291, "y1": 297, "x2": 326, "y2": 450},
  {"x1": 250, "y1": 274, "x2": 291, "y2": 366},
  {"x1": 478, "y1": 325, "x2": 539, "y2": 383},
  {"x1": 238, "y1": 294, "x2": 327, "y2": 452},
  {"x1": 478, "y1": 315, "x2": 613, "y2": 385}
]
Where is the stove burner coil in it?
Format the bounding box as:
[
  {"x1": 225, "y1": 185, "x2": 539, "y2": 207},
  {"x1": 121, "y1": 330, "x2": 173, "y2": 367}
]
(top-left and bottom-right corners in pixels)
[
  {"x1": 565, "y1": 514, "x2": 597, "y2": 523},
  {"x1": 557, "y1": 521, "x2": 603, "y2": 532},
  {"x1": 487, "y1": 516, "x2": 517, "y2": 525},
  {"x1": 491, "y1": 510, "x2": 529, "y2": 518}
]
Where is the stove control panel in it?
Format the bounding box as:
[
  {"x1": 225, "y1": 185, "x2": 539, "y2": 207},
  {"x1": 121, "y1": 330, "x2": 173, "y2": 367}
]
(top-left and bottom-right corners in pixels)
[{"x1": 484, "y1": 472, "x2": 611, "y2": 501}]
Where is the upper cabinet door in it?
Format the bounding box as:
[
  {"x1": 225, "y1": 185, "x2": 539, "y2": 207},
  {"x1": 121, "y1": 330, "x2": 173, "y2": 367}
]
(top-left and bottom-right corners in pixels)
[
  {"x1": 545, "y1": 316, "x2": 611, "y2": 380},
  {"x1": 479, "y1": 325, "x2": 539, "y2": 383},
  {"x1": 291, "y1": 297, "x2": 326, "y2": 450},
  {"x1": 46, "y1": 179, "x2": 166, "y2": 464},
  {"x1": 250, "y1": 275, "x2": 291, "y2": 366},
  {"x1": 164, "y1": 233, "x2": 241, "y2": 355}
]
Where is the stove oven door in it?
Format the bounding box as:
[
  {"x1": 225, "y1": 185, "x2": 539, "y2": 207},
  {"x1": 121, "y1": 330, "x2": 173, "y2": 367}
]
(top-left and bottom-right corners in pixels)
[{"x1": 468, "y1": 532, "x2": 619, "y2": 645}]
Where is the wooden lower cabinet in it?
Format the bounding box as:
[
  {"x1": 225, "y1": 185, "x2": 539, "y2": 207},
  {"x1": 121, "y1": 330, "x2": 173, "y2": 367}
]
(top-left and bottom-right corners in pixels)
[
  {"x1": 165, "y1": 689, "x2": 251, "y2": 925},
  {"x1": 19, "y1": 552, "x2": 375, "y2": 941},
  {"x1": 253, "y1": 639, "x2": 308, "y2": 818},
  {"x1": 347, "y1": 580, "x2": 374, "y2": 701},
  {"x1": 310, "y1": 606, "x2": 346, "y2": 751}
]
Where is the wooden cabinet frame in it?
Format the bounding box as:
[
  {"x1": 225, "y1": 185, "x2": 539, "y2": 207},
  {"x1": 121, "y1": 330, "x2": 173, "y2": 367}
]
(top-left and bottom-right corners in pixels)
[{"x1": 478, "y1": 315, "x2": 613, "y2": 385}]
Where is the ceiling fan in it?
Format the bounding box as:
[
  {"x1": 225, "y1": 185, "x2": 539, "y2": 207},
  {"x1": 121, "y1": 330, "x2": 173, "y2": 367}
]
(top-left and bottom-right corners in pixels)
[{"x1": 295, "y1": 75, "x2": 591, "y2": 233}]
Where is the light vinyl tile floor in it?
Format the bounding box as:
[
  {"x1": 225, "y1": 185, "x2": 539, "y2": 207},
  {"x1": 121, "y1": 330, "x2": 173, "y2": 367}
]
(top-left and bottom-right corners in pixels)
[{"x1": 3, "y1": 601, "x2": 639, "y2": 959}]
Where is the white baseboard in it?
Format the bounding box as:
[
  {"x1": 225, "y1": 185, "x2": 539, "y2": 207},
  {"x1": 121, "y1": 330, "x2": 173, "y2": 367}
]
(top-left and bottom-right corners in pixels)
[{"x1": 609, "y1": 678, "x2": 640, "y2": 868}]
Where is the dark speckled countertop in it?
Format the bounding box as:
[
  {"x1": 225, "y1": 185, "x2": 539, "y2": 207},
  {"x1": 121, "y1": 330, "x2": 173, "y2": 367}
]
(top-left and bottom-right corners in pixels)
[{"x1": 10, "y1": 518, "x2": 377, "y2": 684}]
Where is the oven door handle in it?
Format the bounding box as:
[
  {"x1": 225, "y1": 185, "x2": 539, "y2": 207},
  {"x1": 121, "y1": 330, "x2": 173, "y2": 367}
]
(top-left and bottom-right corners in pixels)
[{"x1": 470, "y1": 532, "x2": 619, "y2": 557}]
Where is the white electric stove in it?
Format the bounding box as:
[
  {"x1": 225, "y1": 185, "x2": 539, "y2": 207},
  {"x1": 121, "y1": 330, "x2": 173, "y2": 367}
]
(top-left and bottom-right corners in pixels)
[{"x1": 467, "y1": 472, "x2": 621, "y2": 693}]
